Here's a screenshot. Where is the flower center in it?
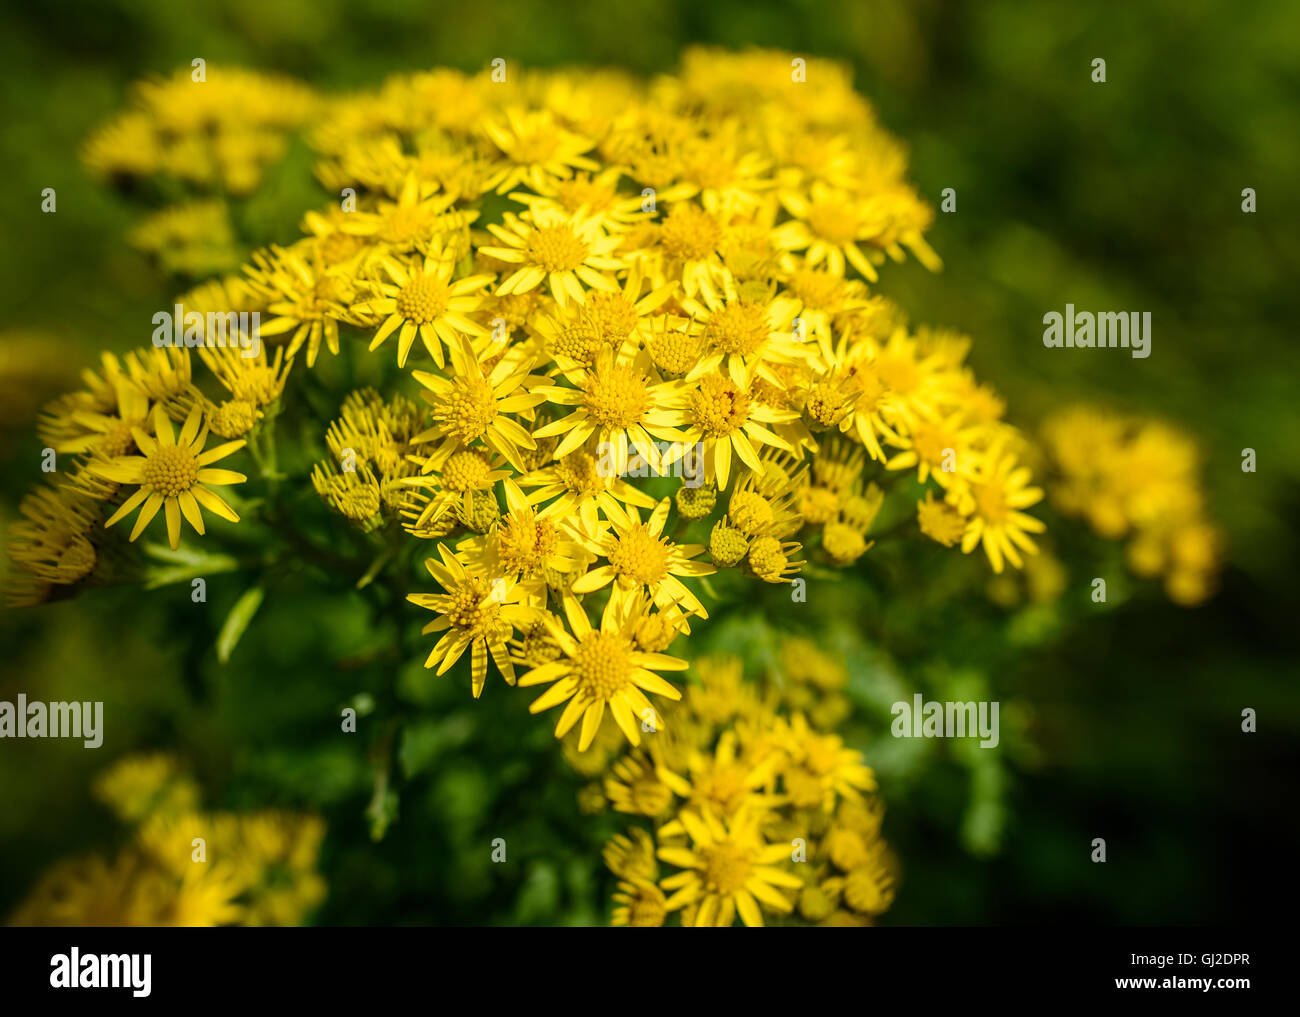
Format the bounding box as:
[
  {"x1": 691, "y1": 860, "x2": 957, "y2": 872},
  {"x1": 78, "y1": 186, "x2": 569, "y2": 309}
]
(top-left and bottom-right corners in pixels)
[
  {"x1": 573, "y1": 630, "x2": 633, "y2": 700},
  {"x1": 434, "y1": 376, "x2": 498, "y2": 443},
  {"x1": 98, "y1": 418, "x2": 144, "y2": 458},
  {"x1": 555, "y1": 176, "x2": 615, "y2": 214},
  {"x1": 555, "y1": 452, "x2": 604, "y2": 495},
  {"x1": 689, "y1": 374, "x2": 750, "y2": 437},
  {"x1": 396, "y1": 274, "x2": 451, "y2": 324},
  {"x1": 551, "y1": 317, "x2": 604, "y2": 363},
  {"x1": 699, "y1": 767, "x2": 748, "y2": 816},
  {"x1": 786, "y1": 267, "x2": 841, "y2": 308},
  {"x1": 659, "y1": 204, "x2": 722, "y2": 261},
  {"x1": 609, "y1": 525, "x2": 671, "y2": 586},
  {"x1": 527, "y1": 224, "x2": 589, "y2": 273},
  {"x1": 876, "y1": 355, "x2": 920, "y2": 394},
  {"x1": 497, "y1": 511, "x2": 556, "y2": 578},
  {"x1": 585, "y1": 291, "x2": 639, "y2": 341},
  {"x1": 446, "y1": 577, "x2": 503, "y2": 636},
  {"x1": 911, "y1": 423, "x2": 954, "y2": 467},
  {"x1": 508, "y1": 129, "x2": 560, "y2": 165},
  {"x1": 700, "y1": 840, "x2": 754, "y2": 895},
  {"x1": 706, "y1": 301, "x2": 770, "y2": 355},
  {"x1": 728, "y1": 490, "x2": 772, "y2": 535},
  {"x1": 584, "y1": 364, "x2": 650, "y2": 429},
  {"x1": 806, "y1": 199, "x2": 861, "y2": 245},
  {"x1": 630, "y1": 777, "x2": 673, "y2": 816},
  {"x1": 972, "y1": 482, "x2": 1009, "y2": 525},
  {"x1": 142, "y1": 444, "x2": 200, "y2": 498},
  {"x1": 442, "y1": 450, "x2": 493, "y2": 491}
]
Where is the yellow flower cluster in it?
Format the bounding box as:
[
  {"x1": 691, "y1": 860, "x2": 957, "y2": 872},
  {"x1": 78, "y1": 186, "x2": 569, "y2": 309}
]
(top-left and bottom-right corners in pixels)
[
  {"x1": 13, "y1": 53, "x2": 1046, "y2": 738},
  {"x1": 1041, "y1": 405, "x2": 1223, "y2": 605},
  {"x1": 8, "y1": 754, "x2": 326, "y2": 927},
  {"x1": 83, "y1": 66, "x2": 318, "y2": 195},
  {"x1": 127, "y1": 198, "x2": 242, "y2": 277},
  {"x1": 591, "y1": 642, "x2": 894, "y2": 927}
]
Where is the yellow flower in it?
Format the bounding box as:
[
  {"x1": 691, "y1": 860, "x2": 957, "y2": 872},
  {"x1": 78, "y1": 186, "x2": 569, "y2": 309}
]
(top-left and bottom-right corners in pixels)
[
  {"x1": 955, "y1": 448, "x2": 1046, "y2": 574},
  {"x1": 337, "y1": 172, "x2": 469, "y2": 254},
  {"x1": 917, "y1": 490, "x2": 966, "y2": 547},
  {"x1": 604, "y1": 750, "x2": 688, "y2": 817},
  {"x1": 603, "y1": 827, "x2": 659, "y2": 882},
  {"x1": 456, "y1": 480, "x2": 587, "y2": 602},
  {"x1": 90, "y1": 405, "x2": 246, "y2": 550},
  {"x1": 6, "y1": 484, "x2": 100, "y2": 592},
  {"x1": 570, "y1": 497, "x2": 715, "y2": 616},
  {"x1": 93, "y1": 753, "x2": 201, "y2": 825},
  {"x1": 248, "y1": 243, "x2": 354, "y2": 367},
  {"x1": 532, "y1": 346, "x2": 685, "y2": 476},
  {"x1": 411, "y1": 337, "x2": 543, "y2": 469},
  {"x1": 663, "y1": 361, "x2": 797, "y2": 488},
  {"x1": 517, "y1": 592, "x2": 688, "y2": 750},
  {"x1": 681, "y1": 277, "x2": 807, "y2": 383},
  {"x1": 481, "y1": 206, "x2": 622, "y2": 308},
  {"x1": 770, "y1": 713, "x2": 877, "y2": 811},
  {"x1": 355, "y1": 251, "x2": 494, "y2": 367},
  {"x1": 611, "y1": 879, "x2": 668, "y2": 927},
  {"x1": 407, "y1": 544, "x2": 534, "y2": 697},
  {"x1": 517, "y1": 448, "x2": 658, "y2": 531},
  {"x1": 657, "y1": 807, "x2": 802, "y2": 927},
  {"x1": 482, "y1": 107, "x2": 600, "y2": 195}
]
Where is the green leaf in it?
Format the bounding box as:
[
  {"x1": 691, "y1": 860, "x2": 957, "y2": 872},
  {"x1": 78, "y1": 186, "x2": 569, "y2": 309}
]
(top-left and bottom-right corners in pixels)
[
  {"x1": 216, "y1": 586, "x2": 265, "y2": 663},
  {"x1": 141, "y1": 542, "x2": 242, "y2": 589}
]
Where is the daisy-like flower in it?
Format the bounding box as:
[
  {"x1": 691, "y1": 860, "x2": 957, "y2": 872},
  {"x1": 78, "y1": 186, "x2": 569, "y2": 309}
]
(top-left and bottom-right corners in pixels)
[
  {"x1": 508, "y1": 167, "x2": 651, "y2": 234},
  {"x1": 517, "y1": 449, "x2": 658, "y2": 531},
  {"x1": 337, "y1": 172, "x2": 466, "y2": 255},
  {"x1": 406, "y1": 544, "x2": 534, "y2": 697},
  {"x1": 953, "y1": 447, "x2": 1046, "y2": 574},
  {"x1": 884, "y1": 407, "x2": 982, "y2": 487},
  {"x1": 766, "y1": 712, "x2": 877, "y2": 811},
  {"x1": 246, "y1": 243, "x2": 354, "y2": 368},
  {"x1": 457, "y1": 480, "x2": 587, "y2": 603},
  {"x1": 44, "y1": 369, "x2": 151, "y2": 458},
  {"x1": 570, "y1": 497, "x2": 715, "y2": 616},
  {"x1": 481, "y1": 107, "x2": 600, "y2": 194},
  {"x1": 663, "y1": 360, "x2": 797, "y2": 488},
  {"x1": 917, "y1": 490, "x2": 966, "y2": 547},
  {"x1": 354, "y1": 251, "x2": 495, "y2": 368},
  {"x1": 533, "y1": 262, "x2": 677, "y2": 369},
  {"x1": 681, "y1": 277, "x2": 808, "y2": 385},
  {"x1": 6, "y1": 484, "x2": 100, "y2": 590},
  {"x1": 604, "y1": 749, "x2": 688, "y2": 818},
  {"x1": 531, "y1": 347, "x2": 685, "y2": 477},
  {"x1": 410, "y1": 336, "x2": 543, "y2": 470},
  {"x1": 774, "y1": 181, "x2": 889, "y2": 281},
  {"x1": 89, "y1": 405, "x2": 246, "y2": 551},
  {"x1": 657, "y1": 806, "x2": 803, "y2": 927},
  {"x1": 610, "y1": 879, "x2": 668, "y2": 928},
  {"x1": 603, "y1": 827, "x2": 659, "y2": 882},
  {"x1": 677, "y1": 730, "x2": 781, "y2": 820},
  {"x1": 404, "y1": 448, "x2": 511, "y2": 531},
  {"x1": 480, "y1": 207, "x2": 622, "y2": 308},
  {"x1": 516, "y1": 592, "x2": 688, "y2": 750},
  {"x1": 655, "y1": 201, "x2": 727, "y2": 301}
]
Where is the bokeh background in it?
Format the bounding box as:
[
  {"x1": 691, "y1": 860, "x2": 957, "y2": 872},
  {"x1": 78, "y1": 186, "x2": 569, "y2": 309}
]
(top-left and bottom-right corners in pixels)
[{"x1": 1, "y1": 0, "x2": 1296, "y2": 924}]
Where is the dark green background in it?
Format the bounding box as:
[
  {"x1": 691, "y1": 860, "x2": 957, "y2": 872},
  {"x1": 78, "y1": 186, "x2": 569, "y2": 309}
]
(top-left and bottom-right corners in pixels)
[{"x1": 1, "y1": 0, "x2": 1296, "y2": 925}]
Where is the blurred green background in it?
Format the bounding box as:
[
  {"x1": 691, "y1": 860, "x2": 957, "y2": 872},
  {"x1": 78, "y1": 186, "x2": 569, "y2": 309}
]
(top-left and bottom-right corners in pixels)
[{"x1": 1, "y1": 0, "x2": 1296, "y2": 925}]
